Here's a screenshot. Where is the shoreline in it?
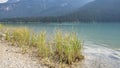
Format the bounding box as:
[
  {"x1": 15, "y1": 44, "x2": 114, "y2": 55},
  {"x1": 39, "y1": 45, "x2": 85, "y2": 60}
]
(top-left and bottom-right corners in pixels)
[
  {"x1": 0, "y1": 25, "x2": 84, "y2": 68},
  {"x1": 0, "y1": 24, "x2": 120, "y2": 68},
  {"x1": 0, "y1": 40, "x2": 120, "y2": 68}
]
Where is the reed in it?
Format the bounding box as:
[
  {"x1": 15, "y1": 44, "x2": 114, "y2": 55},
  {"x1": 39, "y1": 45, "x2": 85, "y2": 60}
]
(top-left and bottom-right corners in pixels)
[
  {"x1": 0, "y1": 24, "x2": 3, "y2": 29},
  {"x1": 11, "y1": 28, "x2": 30, "y2": 46},
  {"x1": 54, "y1": 31, "x2": 64, "y2": 62},
  {"x1": 69, "y1": 33, "x2": 84, "y2": 62},
  {"x1": 63, "y1": 34, "x2": 74, "y2": 64},
  {"x1": 0, "y1": 24, "x2": 4, "y2": 39},
  {"x1": 1, "y1": 25, "x2": 84, "y2": 66},
  {"x1": 37, "y1": 31, "x2": 50, "y2": 58},
  {"x1": 0, "y1": 24, "x2": 5, "y2": 34},
  {"x1": 30, "y1": 33, "x2": 37, "y2": 47},
  {"x1": 5, "y1": 28, "x2": 31, "y2": 53},
  {"x1": 54, "y1": 31, "x2": 84, "y2": 64},
  {"x1": 5, "y1": 30, "x2": 11, "y2": 41}
]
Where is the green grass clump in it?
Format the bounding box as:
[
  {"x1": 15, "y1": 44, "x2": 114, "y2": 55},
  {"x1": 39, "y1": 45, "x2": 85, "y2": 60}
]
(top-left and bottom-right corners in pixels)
[
  {"x1": 30, "y1": 33, "x2": 37, "y2": 47},
  {"x1": 0, "y1": 24, "x2": 4, "y2": 39},
  {"x1": 0, "y1": 24, "x2": 3, "y2": 29},
  {"x1": 5, "y1": 30, "x2": 11, "y2": 41},
  {"x1": 37, "y1": 31, "x2": 50, "y2": 58},
  {"x1": 54, "y1": 31, "x2": 84, "y2": 64},
  {"x1": 0, "y1": 24, "x2": 5, "y2": 34},
  {"x1": 1, "y1": 25, "x2": 84, "y2": 66},
  {"x1": 68, "y1": 33, "x2": 84, "y2": 63},
  {"x1": 54, "y1": 31, "x2": 64, "y2": 62},
  {"x1": 11, "y1": 28, "x2": 30, "y2": 46},
  {"x1": 5, "y1": 28, "x2": 31, "y2": 53}
]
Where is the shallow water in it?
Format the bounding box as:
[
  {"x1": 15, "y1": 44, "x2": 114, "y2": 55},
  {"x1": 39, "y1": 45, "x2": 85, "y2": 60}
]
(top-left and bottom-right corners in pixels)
[
  {"x1": 82, "y1": 44, "x2": 120, "y2": 68},
  {"x1": 4, "y1": 22, "x2": 120, "y2": 50}
]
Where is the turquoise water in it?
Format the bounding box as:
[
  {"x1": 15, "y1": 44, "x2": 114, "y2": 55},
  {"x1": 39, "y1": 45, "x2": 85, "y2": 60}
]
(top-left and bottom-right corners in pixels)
[{"x1": 4, "y1": 22, "x2": 120, "y2": 50}]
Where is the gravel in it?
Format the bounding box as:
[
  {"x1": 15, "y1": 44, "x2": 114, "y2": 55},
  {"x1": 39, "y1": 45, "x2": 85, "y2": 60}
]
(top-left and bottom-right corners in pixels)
[{"x1": 0, "y1": 41, "x2": 47, "y2": 68}]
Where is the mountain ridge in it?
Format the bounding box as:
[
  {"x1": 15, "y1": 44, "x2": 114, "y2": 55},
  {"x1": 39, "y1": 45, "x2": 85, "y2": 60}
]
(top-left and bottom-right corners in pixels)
[
  {"x1": 0, "y1": 0, "x2": 93, "y2": 19},
  {"x1": 0, "y1": 0, "x2": 120, "y2": 22}
]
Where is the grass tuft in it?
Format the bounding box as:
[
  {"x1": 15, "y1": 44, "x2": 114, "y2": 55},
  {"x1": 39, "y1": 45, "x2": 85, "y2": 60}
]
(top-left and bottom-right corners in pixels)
[
  {"x1": 1, "y1": 25, "x2": 84, "y2": 66},
  {"x1": 0, "y1": 24, "x2": 3, "y2": 29},
  {"x1": 37, "y1": 31, "x2": 50, "y2": 58},
  {"x1": 11, "y1": 28, "x2": 30, "y2": 46},
  {"x1": 54, "y1": 31, "x2": 84, "y2": 64},
  {"x1": 5, "y1": 27, "x2": 31, "y2": 53},
  {"x1": 30, "y1": 33, "x2": 37, "y2": 47}
]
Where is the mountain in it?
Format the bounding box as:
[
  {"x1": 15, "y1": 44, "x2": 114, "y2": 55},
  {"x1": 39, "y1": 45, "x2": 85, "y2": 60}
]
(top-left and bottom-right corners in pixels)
[
  {"x1": 62, "y1": 0, "x2": 120, "y2": 22},
  {"x1": 0, "y1": 0, "x2": 120, "y2": 22},
  {"x1": 0, "y1": 0, "x2": 93, "y2": 19}
]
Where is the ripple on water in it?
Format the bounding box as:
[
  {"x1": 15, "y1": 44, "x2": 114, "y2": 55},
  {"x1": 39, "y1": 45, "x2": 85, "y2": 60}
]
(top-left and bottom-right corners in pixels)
[{"x1": 82, "y1": 44, "x2": 120, "y2": 68}]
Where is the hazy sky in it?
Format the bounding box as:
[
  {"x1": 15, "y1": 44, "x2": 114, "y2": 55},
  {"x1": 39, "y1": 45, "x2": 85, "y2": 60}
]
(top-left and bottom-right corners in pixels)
[
  {"x1": 0, "y1": 0, "x2": 8, "y2": 3},
  {"x1": 0, "y1": 0, "x2": 94, "y2": 3}
]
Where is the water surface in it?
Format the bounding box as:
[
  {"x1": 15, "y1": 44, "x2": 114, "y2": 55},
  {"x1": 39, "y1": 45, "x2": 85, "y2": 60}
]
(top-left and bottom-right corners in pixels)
[{"x1": 3, "y1": 22, "x2": 120, "y2": 50}]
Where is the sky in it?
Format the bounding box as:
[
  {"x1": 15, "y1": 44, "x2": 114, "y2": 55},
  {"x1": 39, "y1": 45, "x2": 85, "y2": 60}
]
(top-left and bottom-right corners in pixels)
[
  {"x1": 0, "y1": 0, "x2": 8, "y2": 3},
  {"x1": 0, "y1": 0, "x2": 95, "y2": 4}
]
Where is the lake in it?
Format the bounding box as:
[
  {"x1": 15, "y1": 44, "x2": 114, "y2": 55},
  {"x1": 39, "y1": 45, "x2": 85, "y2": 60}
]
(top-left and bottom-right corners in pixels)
[{"x1": 3, "y1": 22, "x2": 120, "y2": 50}]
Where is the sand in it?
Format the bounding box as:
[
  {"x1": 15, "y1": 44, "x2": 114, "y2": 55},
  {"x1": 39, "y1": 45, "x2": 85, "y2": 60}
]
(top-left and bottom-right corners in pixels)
[{"x1": 0, "y1": 40, "x2": 47, "y2": 68}]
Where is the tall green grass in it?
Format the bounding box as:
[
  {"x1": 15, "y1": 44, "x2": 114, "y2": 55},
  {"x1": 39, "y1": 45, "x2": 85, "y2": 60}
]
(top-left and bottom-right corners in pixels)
[
  {"x1": 0, "y1": 24, "x2": 4, "y2": 39},
  {"x1": 1, "y1": 25, "x2": 84, "y2": 65},
  {"x1": 37, "y1": 31, "x2": 50, "y2": 58},
  {"x1": 5, "y1": 29, "x2": 11, "y2": 41},
  {"x1": 30, "y1": 33, "x2": 37, "y2": 47},
  {"x1": 5, "y1": 28, "x2": 31, "y2": 53},
  {"x1": 0, "y1": 24, "x2": 3, "y2": 29},
  {"x1": 54, "y1": 31, "x2": 64, "y2": 62},
  {"x1": 11, "y1": 28, "x2": 30, "y2": 46},
  {"x1": 54, "y1": 31, "x2": 84, "y2": 64}
]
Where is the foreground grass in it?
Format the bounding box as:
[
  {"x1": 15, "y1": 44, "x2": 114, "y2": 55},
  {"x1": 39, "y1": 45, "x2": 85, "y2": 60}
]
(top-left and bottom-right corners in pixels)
[
  {"x1": 37, "y1": 31, "x2": 50, "y2": 58},
  {"x1": 0, "y1": 24, "x2": 84, "y2": 67},
  {"x1": 54, "y1": 31, "x2": 84, "y2": 64}
]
